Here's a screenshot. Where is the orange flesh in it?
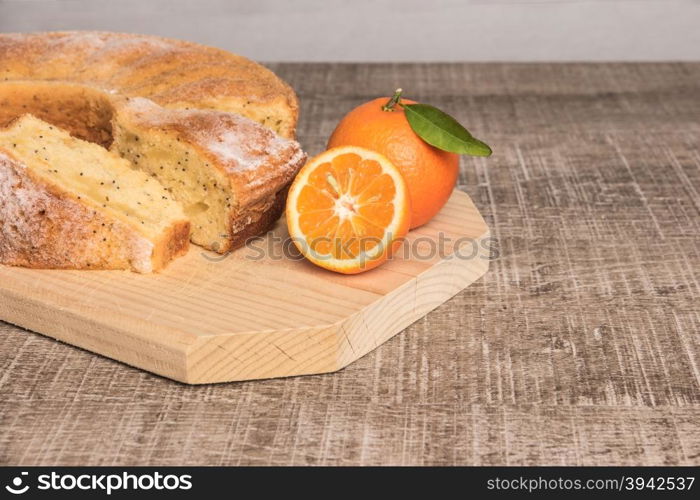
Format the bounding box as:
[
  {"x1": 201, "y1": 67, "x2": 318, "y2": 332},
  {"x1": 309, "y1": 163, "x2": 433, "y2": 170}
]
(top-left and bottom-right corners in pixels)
[{"x1": 294, "y1": 152, "x2": 397, "y2": 260}]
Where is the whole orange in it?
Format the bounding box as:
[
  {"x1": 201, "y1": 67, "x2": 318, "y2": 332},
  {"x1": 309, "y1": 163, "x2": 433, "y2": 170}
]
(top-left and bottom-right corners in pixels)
[{"x1": 327, "y1": 97, "x2": 459, "y2": 228}]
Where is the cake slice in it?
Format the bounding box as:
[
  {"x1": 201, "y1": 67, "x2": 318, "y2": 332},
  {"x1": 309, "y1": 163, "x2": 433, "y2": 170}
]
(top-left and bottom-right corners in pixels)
[
  {"x1": 0, "y1": 115, "x2": 190, "y2": 272},
  {"x1": 111, "y1": 98, "x2": 306, "y2": 253}
]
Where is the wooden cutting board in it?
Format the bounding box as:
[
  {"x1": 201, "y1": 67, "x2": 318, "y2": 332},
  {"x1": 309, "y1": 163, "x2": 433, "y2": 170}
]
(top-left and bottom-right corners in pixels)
[{"x1": 0, "y1": 190, "x2": 489, "y2": 384}]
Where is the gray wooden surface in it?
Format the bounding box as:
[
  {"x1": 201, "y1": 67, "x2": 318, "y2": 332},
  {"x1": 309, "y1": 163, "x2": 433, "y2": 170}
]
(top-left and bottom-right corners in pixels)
[{"x1": 1, "y1": 62, "x2": 699, "y2": 466}]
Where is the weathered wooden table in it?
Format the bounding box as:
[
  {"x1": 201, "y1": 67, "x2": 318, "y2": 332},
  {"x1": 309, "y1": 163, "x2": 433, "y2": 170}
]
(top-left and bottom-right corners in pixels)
[{"x1": 1, "y1": 63, "x2": 698, "y2": 465}]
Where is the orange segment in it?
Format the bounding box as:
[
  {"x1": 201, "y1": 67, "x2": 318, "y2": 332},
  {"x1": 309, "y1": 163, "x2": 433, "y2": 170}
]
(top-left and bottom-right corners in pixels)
[{"x1": 286, "y1": 146, "x2": 411, "y2": 274}]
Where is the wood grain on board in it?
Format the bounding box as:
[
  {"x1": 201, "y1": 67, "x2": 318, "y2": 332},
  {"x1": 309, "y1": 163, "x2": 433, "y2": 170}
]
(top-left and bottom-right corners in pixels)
[
  {"x1": 1, "y1": 62, "x2": 699, "y2": 465},
  {"x1": 0, "y1": 190, "x2": 489, "y2": 383}
]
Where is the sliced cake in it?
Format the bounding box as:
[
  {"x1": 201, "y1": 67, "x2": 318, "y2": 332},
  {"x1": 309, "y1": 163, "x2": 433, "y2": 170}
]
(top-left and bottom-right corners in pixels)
[
  {"x1": 0, "y1": 115, "x2": 190, "y2": 272},
  {"x1": 111, "y1": 97, "x2": 306, "y2": 253}
]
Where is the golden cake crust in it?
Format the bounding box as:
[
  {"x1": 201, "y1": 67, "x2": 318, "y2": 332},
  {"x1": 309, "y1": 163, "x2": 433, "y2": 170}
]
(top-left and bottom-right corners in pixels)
[
  {"x1": 0, "y1": 31, "x2": 299, "y2": 138},
  {"x1": 226, "y1": 185, "x2": 289, "y2": 252}
]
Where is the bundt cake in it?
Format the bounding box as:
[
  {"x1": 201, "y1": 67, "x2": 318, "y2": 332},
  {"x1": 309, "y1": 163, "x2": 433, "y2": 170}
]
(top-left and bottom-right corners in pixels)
[
  {"x1": 0, "y1": 115, "x2": 190, "y2": 273},
  {"x1": 0, "y1": 32, "x2": 307, "y2": 267},
  {"x1": 0, "y1": 31, "x2": 298, "y2": 138}
]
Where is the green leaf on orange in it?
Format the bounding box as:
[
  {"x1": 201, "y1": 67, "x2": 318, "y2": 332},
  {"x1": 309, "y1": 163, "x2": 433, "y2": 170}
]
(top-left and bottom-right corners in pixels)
[{"x1": 402, "y1": 103, "x2": 492, "y2": 157}]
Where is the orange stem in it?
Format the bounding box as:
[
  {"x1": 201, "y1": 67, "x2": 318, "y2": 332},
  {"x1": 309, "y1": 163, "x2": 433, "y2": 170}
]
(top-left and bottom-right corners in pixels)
[{"x1": 381, "y1": 88, "x2": 403, "y2": 111}]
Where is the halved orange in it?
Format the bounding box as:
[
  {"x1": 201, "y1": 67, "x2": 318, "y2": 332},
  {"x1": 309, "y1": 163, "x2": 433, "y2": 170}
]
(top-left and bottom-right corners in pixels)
[{"x1": 286, "y1": 146, "x2": 411, "y2": 274}]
